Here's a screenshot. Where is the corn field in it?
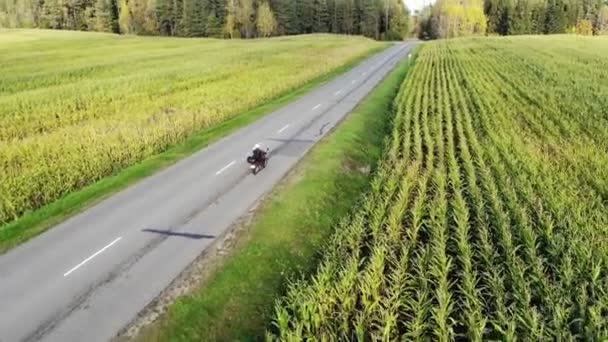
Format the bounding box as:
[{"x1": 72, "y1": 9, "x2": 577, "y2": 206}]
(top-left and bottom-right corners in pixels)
[
  {"x1": 0, "y1": 29, "x2": 381, "y2": 225},
  {"x1": 270, "y1": 36, "x2": 608, "y2": 340}
]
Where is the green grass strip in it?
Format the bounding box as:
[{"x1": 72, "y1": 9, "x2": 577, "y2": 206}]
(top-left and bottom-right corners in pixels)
[
  {"x1": 0, "y1": 44, "x2": 387, "y2": 255},
  {"x1": 136, "y1": 47, "x2": 418, "y2": 341}
]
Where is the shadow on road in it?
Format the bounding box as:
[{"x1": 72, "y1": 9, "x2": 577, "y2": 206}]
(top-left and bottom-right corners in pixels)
[
  {"x1": 267, "y1": 138, "x2": 315, "y2": 144},
  {"x1": 141, "y1": 228, "x2": 214, "y2": 240},
  {"x1": 267, "y1": 138, "x2": 315, "y2": 157}
]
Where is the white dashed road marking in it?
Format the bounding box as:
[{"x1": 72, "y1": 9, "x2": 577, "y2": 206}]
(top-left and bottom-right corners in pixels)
[
  {"x1": 64, "y1": 237, "x2": 122, "y2": 277},
  {"x1": 216, "y1": 161, "x2": 236, "y2": 175}
]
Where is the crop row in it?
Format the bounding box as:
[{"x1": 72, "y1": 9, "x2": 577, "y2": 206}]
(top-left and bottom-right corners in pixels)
[
  {"x1": 270, "y1": 36, "x2": 608, "y2": 340},
  {"x1": 0, "y1": 31, "x2": 381, "y2": 225}
]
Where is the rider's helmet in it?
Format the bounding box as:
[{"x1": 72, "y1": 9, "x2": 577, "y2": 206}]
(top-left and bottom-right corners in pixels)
[{"x1": 253, "y1": 143, "x2": 261, "y2": 151}]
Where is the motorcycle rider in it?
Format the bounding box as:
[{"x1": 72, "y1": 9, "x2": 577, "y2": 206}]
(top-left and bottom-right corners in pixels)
[{"x1": 251, "y1": 144, "x2": 267, "y2": 166}]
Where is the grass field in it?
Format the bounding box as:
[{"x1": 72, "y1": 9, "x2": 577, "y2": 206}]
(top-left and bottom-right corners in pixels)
[
  {"x1": 270, "y1": 35, "x2": 608, "y2": 340},
  {"x1": 0, "y1": 29, "x2": 382, "y2": 228}
]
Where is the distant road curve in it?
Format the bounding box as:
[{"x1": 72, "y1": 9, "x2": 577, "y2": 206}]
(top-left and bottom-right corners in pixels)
[{"x1": 0, "y1": 42, "x2": 418, "y2": 342}]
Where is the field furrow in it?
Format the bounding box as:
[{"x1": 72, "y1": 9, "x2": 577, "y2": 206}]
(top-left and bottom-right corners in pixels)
[
  {"x1": 270, "y1": 36, "x2": 608, "y2": 340},
  {"x1": 0, "y1": 31, "x2": 382, "y2": 226}
]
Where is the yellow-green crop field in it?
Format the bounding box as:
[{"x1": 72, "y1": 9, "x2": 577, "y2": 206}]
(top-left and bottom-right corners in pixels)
[
  {"x1": 0, "y1": 29, "x2": 381, "y2": 225},
  {"x1": 271, "y1": 36, "x2": 608, "y2": 340}
]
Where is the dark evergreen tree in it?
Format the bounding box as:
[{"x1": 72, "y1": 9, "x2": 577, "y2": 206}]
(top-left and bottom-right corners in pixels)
[
  {"x1": 109, "y1": 0, "x2": 119, "y2": 31},
  {"x1": 269, "y1": 0, "x2": 289, "y2": 34},
  {"x1": 42, "y1": 0, "x2": 65, "y2": 28},
  {"x1": 510, "y1": 0, "x2": 531, "y2": 33},
  {"x1": 342, "y1": 0, "x2": 355, "y2": 33},
  {"x1": 205, "y1": 8, "x2": 221, "y2": 36},
  {"x1": 170, "y1": 0, "x2": 183, "y2": 34},
  {"x1": 530, "y1": 1, "x2": 546, "y2": 32},
  {"x1": 155, "y1": 0, "x2": 173, "y2": 34},
  {"x1": 297, "y1": 0, "x2": 313, "y2": 32},
  {"x1": 191, "y1": 0, "x2": 204, "y2": 36},
  {"x1": 327, "y1": 0, "x2": 339, "y2": 32},
  {"x1": 360, "y1": 0, "x2": 380, "y2": 38},
  {"x1": 311, "y1": 0, "x2": 329, "y2": 32},
  {"x1": 545, "y1": 0, "x2": 567, "y2": 32},
  {"x1": 181, "y1": 0, "x2": 204, "y2": 36},
  {"x1": 284, "y1": 0, "x2": 298, "y2": 33},
  {"x1": 197, "y1": 0, "x2": 224, "y2": 36}
]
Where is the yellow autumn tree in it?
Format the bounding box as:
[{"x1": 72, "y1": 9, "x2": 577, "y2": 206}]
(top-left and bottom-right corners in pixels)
[
  {"x1": 576, "y1": 19, "x2": 593, "y2": 35},
  {"x1": 256, "y1": 1, "x2": 277, "y2": 37},
  {"x1": 432, "y1": 0, "x2": 486, "y2": 38},
  {"x1": 224, "y1": 0, "x2": 238, "y2": 38},
  {"x1": 118, "y1": 0, "x2": 132, "y2": 33}
]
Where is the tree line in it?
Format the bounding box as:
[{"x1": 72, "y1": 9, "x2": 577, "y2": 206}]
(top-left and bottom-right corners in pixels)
[
  {"x1": 0, "y1": 0, "x2": 410, "y2": 39},
  {"x1": 416, "y1": 0, "x2": 608, "y2": 38}
]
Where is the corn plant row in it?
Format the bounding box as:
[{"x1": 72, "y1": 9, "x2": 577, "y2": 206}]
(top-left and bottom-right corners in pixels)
[
  {"x1": 0, "y1": 31, "x2": 382, "y2": 225},
  {"x1": 269, "y1": 36, "x2": 608, "y2": 340}
]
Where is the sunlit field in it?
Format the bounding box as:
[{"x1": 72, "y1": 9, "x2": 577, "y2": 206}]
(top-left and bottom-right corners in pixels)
[
  {"x1": 271, "y1": 36, "x2": 608, "y2": 340},
  {"x1": 0, "y1": 29, "x2": 381, "y2": 225}
]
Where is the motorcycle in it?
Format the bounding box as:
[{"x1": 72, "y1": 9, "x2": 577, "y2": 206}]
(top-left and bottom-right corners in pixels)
[{"x1": 246, "y1": 148, "x2": 269, "y2": 175}]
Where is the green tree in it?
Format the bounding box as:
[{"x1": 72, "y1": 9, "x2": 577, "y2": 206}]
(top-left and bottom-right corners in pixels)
[
  {"x1": 269, "y1": 0, "x2": 298, "y2": 34},
  {"x1": 170, "y1": 0, "x2": 183, "y2": 34},
  {"x1": 327, "y1": 0, "x2": 339, "y2": 32},
  {"x1": 385, "y1": 0, "x2": 410, "y2": 39},
  {"x1": 155, "y1": 0, "x2": 173, "y2": 34},
  {"x1": 597, "y1": 4, "x2": 608, "y2": 33},
  {"x1": 311, "y1": 0, "x2": 329, "y2": 32},
  {"x1": 42, "y1": 0, "x2": 65, "y2": 28},
  {"x1": 545, "y1": 0, "x2": 567, "y2": 32},
  {"x1": 64, "y1": 0, "x2": 91, "y2": 30},
  {"x1": 342, "y1": 0, "x2": 355, "y2": 33},
  {"x1": 268, "y1": 0, "x2": 289, "y2": 34},
  {"x1": 94, "y1": 0, "x2": 114, "y2": 31},
  {"x1": 297, "y1": 0, "x2": 313, "y2": 32},
  {"x1": 1, "y1": 0, "x2": 36, "y2": 27},
  {"x1": 529, "y1": 0, "x2": 546, "y2": 33},
  {"x1": 202, "y1": 0, "x2": 225, "y2": 34},
  {"x1": 510, "y1": 0, "x2": 531, "y2": 34},
  {"x1": 141, "y1": 0, "x2": 159, "y2": 33},
  {"x1": 205, "y1": 9, "x2": 222, "y2": 36},
  {"x1": 181, "y1": 0, "x2": 204, "y2": 36},
  {"x1": 3, "y1": 0, "x2": 414, "y2": 39},
  {"x1": 361, "y1": 0, "x2": 380, "y2": 38},
  {"x1": 485, "y1": 0, "x2": 501, "y2": 33}
]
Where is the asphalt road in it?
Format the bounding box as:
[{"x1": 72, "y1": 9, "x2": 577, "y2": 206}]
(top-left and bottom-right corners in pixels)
[{"x1": 0, "y1": 42, "x2": 417, "y2": 342}]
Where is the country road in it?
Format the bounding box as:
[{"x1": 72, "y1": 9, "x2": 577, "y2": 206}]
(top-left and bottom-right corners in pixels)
[{"x1": 0, "y1": 42, "x2": 417, "y2": 342}]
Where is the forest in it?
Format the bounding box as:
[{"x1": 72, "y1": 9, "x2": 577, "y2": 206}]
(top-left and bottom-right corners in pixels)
[
  {"x1": 0, "y1": 0, "x2": 411, "y2": 39},
  {"x1": 416, "y1": 0, "x2": 608, "y2": 38},
  {"x1": 3, "y1": 0, "x2": 607, "y2": 40}
]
